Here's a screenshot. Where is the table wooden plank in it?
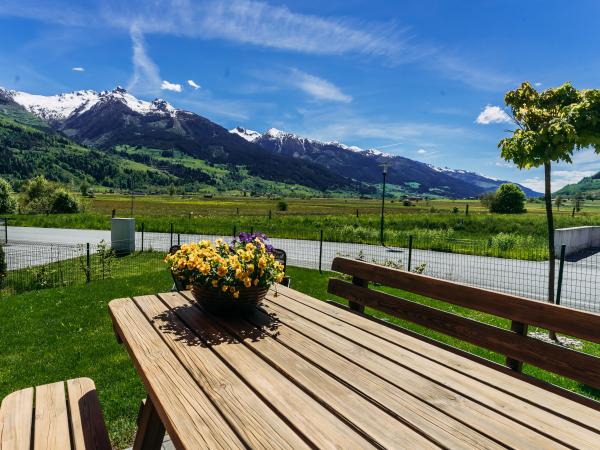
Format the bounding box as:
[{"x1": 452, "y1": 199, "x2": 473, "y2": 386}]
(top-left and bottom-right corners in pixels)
[
  {"x1": 268, "y1": 289, "x2": 600, "y2": 449},
  {"x1": 108, "y1": 298, "x2": 245, "y2": 450},
  {"x1": 159, "y1": 292, "x2": 379, "y2": 450},
  {"x1": 66, "y1": 378, "x2": 111, "y2": 450},
  {"x1": 262, "y1": 297, "x2": 590, "y2": 449},
  {"x1": 133, "y1": 294, "x2": 310, "y2": 450},
  {"x1": 278, "y1": 284, "x2": 600, "y2": 432},
  {"x1": 205, "y1": 308, "x2": 445, "y2": 449},
  {"x1": 0, "y1": 387, "x2": 33, "y2": 450},
  {"x1": 34, "y1": 381, "x2": 71, "y2": 450}
]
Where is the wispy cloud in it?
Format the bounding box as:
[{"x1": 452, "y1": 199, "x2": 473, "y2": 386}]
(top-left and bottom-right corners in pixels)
[
  {"x1": 435, "y1": 55, "x2": 514, "y2": 91},
  {"x1": 161, "y1": 80, "x2": 182, "y2": 92},
  {"x1": 476, "y1": 105, "x2": 512, "y2": 124},
  {"x1": 187, "y1": 79, "x2": 201, "y2": 89},
  {"x1": 127, "y1": 24, "x2": 161, "y2": 94},
  {"x1": 417, "y1": 148, "x2": 427, "y2": 154},
  {"x1": 0, "y1": 0, "x2": 510, "y2": 90},
  {"x1": 71, "y1": 66, "x2": 85, "y2": 72},
  {"x1": 289, "y1": 69, "x2": 351, "y2": 103}
]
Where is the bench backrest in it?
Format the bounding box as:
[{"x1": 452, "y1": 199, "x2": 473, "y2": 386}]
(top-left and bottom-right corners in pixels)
[{"x1": 328, "y1": 257, "x2": 600, "y2": 392}]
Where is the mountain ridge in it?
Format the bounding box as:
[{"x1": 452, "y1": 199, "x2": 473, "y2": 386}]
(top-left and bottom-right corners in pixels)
[
  {"x1": 0, "y1": 85, "x2": 540, "y2": 198},
  {"x1": 230, "y1": 126, "x2": 541, "y2": 197}
]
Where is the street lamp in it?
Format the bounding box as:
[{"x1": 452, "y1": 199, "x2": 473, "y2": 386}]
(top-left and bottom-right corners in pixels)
[{"x1": 380, "y1": 164, "x2": 390, "y2": 245}]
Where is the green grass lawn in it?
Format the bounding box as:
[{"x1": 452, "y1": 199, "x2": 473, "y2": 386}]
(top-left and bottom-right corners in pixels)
[{"x1": 1, "y1": 265, "x2": 599, "y2": 448}]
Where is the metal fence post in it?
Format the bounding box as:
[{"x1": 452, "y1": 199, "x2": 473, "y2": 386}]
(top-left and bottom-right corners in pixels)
[
  {"x1": 86, "y1": 243, "x2": 91, "y2": 283},
  {"x1": 141, "y1": 222, "x2": 144, "y2": 252},
  {"x1": 356, "y1": 209, "x2": 359, "y2": 218},
  {"x1": 177, "y1": 233, "x2": 181, "y2": 246},
  {"x1": 319, "y1": 229, "x2": 324, "y2": 274},
  {"x1": 250, "y1": 226, "x2": 254, "y2": 235},
  {"x1": 407, "y1": 235, "x2": 413, "y2": 272},
  {"x1": 233, "y1": 224, "x2": 237, "y2": 238},
  {"x1": 170, "y1": 223, "x2": 173, "y2": 248},
  {"x1": 465, "y1": 204, "x2": 469, "y2": 216},
  {"x1": 268, "y1": 210, "x2": 272, "y2": 220},
  {"x1": 556, "y1": 244, "x2": 566, "y2": 305}
]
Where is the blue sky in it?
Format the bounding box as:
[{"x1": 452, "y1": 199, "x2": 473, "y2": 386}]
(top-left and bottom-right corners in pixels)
[{"x1": 1, "y1": 0, "x2": 600, "y2": 192}]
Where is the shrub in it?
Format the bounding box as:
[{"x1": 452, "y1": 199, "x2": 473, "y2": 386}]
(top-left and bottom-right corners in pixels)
[
  {"x1": 489, "y1": 184, "x2": 526, "y2": 214},
  {"x1": 51, "y1": 189, "x2": 80, "y2": 213},
  {"x1": 0, "y1": 178, "x2": 17, "y2": 214},
  {"x1": 277, "y1": 200, "x2": 288, "y2": 211},
  {"x1": 21, "y1": 176, "x2": 80, "y2": 214}
]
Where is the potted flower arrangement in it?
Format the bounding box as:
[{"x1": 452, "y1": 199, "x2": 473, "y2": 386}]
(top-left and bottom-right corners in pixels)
[{"x1": 165, "y1": 233, "x2": 285, "y2": 315}]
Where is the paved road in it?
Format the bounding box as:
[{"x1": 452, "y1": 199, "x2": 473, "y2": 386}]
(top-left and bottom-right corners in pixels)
[{"x1": 4, "y1": 226, "x2": 599, "y2": 312}]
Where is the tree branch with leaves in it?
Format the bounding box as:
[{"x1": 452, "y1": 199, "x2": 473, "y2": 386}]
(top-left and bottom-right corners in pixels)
[{"x1": 499, "y1": 82, "x2": 600, "y2": 340}]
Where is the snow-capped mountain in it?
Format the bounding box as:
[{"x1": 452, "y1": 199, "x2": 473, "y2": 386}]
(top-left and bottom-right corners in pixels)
[
  {"x1": 0, "y1": 86, "x2": 354, "y2": 192},
  {"x1": 230, "y1": 127, "x2": 541, "y2": 197},
  {"x1": 1, "y1": 86, "x2": 179, "y2": 123},
  {"x1": 0, "y1": 84, "x2": 540, "y2": 198}
]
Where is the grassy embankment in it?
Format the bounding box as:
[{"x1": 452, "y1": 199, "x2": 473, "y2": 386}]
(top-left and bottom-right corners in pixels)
[{"x1": 1, "y1": 263, "x2": 600, "y2": 447}]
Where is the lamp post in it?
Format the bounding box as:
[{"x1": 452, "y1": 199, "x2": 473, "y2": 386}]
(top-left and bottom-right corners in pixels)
[{"x1": 380, "y1": 164, "x2": 389, "y2": 246}]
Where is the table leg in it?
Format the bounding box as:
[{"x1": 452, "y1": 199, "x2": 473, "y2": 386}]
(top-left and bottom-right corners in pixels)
[{"x1": 133, "y1": 397, "x2": 166, "y2": 450}]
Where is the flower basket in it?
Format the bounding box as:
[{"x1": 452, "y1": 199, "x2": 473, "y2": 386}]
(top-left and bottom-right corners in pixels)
[
  {"x1": 192, "y1": 283, "x2": 269, "y2": 315},
  {"x1": 165, "y1": 233, "x2": 284, "y2": 317}
]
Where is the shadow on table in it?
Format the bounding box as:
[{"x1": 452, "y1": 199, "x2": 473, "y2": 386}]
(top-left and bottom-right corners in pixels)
[{"x1": 153, "y1": 303, "x2": 280, "y2": 348}]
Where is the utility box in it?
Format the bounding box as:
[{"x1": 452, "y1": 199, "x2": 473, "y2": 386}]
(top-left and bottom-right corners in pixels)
[{"x1": 111, "y1": 218, "x2": 135, "y2": 256}]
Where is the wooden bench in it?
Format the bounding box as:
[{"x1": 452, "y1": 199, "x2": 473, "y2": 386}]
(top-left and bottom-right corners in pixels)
[
  {"x1": 0, "y1": 378, "x2": 111, "y2": 450},
  {"x1": 328, "y1": 256, "x2": 600, "y2": 407}
]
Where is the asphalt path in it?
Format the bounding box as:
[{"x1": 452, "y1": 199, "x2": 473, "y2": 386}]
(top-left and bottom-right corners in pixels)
[{"x1": 4, "y1": 226, "x2": 598, "y2": 312}]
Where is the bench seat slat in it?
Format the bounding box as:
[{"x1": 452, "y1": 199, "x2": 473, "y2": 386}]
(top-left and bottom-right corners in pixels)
[
  {"x1": 1, "y1": 379, "x2": 110, "y2": 450},
  {"x1": 0, "y1": 387, "x2": 34, "y2": 450},
  {"x1": 67, "y1": 378, "x2": 111, "y2": 450},
  {"x1": 329, "y1": 277, "x2": 600, "y2": 390},
  {"x1": 331, "y1": 257, "x2": 600, "y2": 344},
  {"x1": 34, "y1": 381, "x2": 71, "y2": 450}
]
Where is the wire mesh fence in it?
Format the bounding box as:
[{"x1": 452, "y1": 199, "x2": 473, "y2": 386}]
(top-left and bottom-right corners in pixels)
[{"x1": 1, "y1": 223, "x2": 598, "y2": 313}]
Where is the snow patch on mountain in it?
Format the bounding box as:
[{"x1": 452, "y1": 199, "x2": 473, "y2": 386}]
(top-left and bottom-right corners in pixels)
[
  {"x1": 1, "y1": 86, "x2": 178, "y2": 121},
  {"x1": 230, "y1": 127, "x2": 261, "y2": 142},
  {"x1": 230, "y1": 126, "x2": 392, "y2": 157}
]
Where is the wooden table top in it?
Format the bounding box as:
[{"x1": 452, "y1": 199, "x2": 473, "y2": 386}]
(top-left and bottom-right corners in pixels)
[{"x1": 109, "y1": 285, "x2": 600, "y2": 449}]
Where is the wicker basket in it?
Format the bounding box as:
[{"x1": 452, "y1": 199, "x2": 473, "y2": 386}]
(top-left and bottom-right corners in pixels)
[{"x1": 191, "y1": 283, "x2": 269, "y2": 316}]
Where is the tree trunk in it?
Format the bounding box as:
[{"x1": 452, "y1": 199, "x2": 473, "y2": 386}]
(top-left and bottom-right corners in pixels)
[{"x1": 544, "y1": 162, "x2": 558, "y2": 342}]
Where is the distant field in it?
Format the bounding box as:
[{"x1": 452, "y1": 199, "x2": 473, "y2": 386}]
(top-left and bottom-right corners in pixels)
[{"x1": 6, "y1": 194, "x2": 600, "y2": 259}]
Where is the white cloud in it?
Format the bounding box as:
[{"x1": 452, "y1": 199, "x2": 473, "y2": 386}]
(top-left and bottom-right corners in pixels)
[
  {"x1": 71, "y1": 66, "x2": 84, "y2": 72},
  {"x1": 161, "y1": 80, "x2": 182, "y2": 92},
  {"x1": 521, "y1": 170, "x2": 596, "y2": 193},
  {"x1": 535, "y1": 82, "x2": 542, "y2": 87},
  {"x1": 127, "y1": 24, "x2": 161, "y2": 94},
  {"x1": 417, "y1": 148, "x2": 427, "y2": 154},
  {"x1": 476, "y1": 105, "x2": 512, "y2": 125},
  {"x1": 187, "y1": 79, "x2": 201, "y2": 89},
  {"x1": 0, "y1": 0, "x2": 512, "y2": 91},
  {"x1": 289, "y1": 69, "x2": 351, "y2": 103}
]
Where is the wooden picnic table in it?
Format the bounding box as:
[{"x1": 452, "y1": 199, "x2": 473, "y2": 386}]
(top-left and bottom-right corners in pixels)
[{"x1": 109, "y1": 285, "x2": 600, "y2": 449}]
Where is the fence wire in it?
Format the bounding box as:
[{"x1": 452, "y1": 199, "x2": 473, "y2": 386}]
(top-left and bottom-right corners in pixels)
[{"x1": 1, "y1": 225, "x2": 598, "y2": 314}]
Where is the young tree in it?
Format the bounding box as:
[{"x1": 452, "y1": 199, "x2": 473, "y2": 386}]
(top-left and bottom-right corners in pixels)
[
  {"x1": 479, "y1": 192, "x2": 497, "y2": 209},
  {"x1": 499, "y1": 82, "x2": 600, "y2": 338},
  {"x1": 574, "y1": 192, "x2": 585, "y2": 213},
  {"x1": 489, "y1": 184, "x2": 526, "y2": 213},
  {"x1": 0, "y1": 177, "x2": 17, "y2": 214},
  {"x1": 554, "y1": 195, "x2": 564, "y2": 211}
]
